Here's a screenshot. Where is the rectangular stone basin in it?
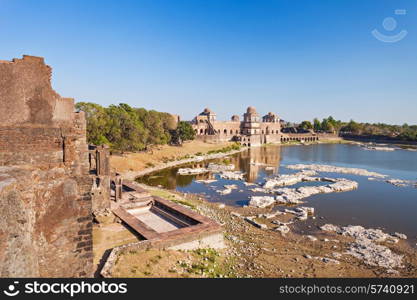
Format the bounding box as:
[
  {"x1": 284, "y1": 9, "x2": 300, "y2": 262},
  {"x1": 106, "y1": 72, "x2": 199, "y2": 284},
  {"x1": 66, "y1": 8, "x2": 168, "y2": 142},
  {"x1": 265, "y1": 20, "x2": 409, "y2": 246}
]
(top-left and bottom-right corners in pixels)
[
  {"x1": 112, "y1": 181, "x2": 222, "y2": 250},
  {"x1": 127, "y1": 206, "x2": 183, "y2": 233}
]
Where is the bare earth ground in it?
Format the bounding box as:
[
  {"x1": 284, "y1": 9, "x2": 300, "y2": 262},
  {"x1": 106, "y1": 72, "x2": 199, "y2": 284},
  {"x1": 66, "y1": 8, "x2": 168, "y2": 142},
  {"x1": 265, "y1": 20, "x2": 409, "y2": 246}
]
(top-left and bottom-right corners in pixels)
[
  {"x1": 105, "y1": 186, "x2": 417, "y2": 278},
  {"x1": 93, "y1": 222, "x2": 142, "y2": 273},
  {"x1": 110, "y1": 140, "x2": 233, "y2": 174}
]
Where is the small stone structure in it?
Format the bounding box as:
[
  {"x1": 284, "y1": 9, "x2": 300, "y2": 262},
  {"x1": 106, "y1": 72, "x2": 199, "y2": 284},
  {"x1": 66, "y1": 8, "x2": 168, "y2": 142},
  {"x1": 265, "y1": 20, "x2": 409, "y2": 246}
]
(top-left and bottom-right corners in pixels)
[
  {"x1": 192, "y1": 106, "x2": 320, "y2": 146},
  {"x1": 0, "y1": 55, "x2": 93, "y2": 277},
  {"x1": 89, "y1": 145, "x2": 111, "y2": 213},
  {"x1": 114, "y1": 174, "x2": 123, "y2": 202},
  {"x1": 101, "y1": 180, "x2": 223, "y2": 277}
]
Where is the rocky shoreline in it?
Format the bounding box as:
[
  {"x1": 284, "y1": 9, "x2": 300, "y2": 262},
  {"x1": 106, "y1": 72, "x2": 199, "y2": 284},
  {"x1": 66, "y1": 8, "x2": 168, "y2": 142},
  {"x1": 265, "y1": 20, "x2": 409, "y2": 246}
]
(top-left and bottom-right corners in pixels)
[
  {"x1": 125, "y1": 183, "x2": 417, "y2": 278},
  {"x1": 320, "y1": 224, "x2": 406, "y2": 273},
  {"x1": 116, "y1": 140, "x2": 353, "y2": 181},
  {"x1": 174, "y1": 162, "x2": 416, "y2": 276},
  {"x1": 120, "y1": 147, "x2": 247, "y2": 180}
]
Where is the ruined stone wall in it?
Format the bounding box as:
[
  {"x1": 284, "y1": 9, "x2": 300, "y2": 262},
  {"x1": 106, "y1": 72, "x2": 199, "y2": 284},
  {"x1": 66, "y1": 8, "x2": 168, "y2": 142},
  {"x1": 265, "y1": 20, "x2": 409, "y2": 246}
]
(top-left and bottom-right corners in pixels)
[
  {"x1": 193, "y1": 120, "x2": 241, "y2": 142},
  {"x1": 0, "y1": 56, "x2": 93, "y2": 277},
  {"x1": 194, "y1": 120, "x2": 240, "y2": 136},
  {"x1": 194, "y1": 134, "x2": 227, "y2": 143},
  {"x1": 212, "y1": 121, "x2": 241, "y2": 136},
  {"x1": 260, "y1": 122, "x2": 281, "y2": 135},
  {"x1": 280, "y1": 133, "x2": 320, "y2": 142},
  {"x1": 89, "y1": 145, "x2": 111, "y2": 213}
]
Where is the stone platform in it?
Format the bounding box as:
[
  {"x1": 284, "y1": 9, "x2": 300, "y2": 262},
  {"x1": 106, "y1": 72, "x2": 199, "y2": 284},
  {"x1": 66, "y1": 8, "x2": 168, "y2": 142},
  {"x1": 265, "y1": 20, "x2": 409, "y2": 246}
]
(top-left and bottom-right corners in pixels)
[{"x1": 100, "y1": 180, "x2": 223, "y2": 277}]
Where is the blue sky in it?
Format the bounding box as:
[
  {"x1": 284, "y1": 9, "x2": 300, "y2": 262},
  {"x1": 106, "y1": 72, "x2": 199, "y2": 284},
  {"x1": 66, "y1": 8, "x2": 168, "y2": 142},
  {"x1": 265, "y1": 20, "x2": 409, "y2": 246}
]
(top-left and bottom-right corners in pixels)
[{"x1": 1, "y1": 0, "x2": 416, "y2": 124}]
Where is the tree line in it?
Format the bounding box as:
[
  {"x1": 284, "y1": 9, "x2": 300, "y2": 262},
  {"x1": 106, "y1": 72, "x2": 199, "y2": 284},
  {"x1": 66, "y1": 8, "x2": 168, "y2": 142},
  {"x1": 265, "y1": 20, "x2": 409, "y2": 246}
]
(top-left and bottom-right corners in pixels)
[
  {"x1": 75, "y1": 102, "x2": 195, "y2": 151},
  {"x1": 296, "y1": 116, "x2": 417, "y2": 141}
]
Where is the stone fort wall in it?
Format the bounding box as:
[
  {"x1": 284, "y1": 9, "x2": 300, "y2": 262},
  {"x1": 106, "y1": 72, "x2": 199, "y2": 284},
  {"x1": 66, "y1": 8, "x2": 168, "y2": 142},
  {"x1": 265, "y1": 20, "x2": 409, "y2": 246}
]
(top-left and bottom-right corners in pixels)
[{"x1": 0, "y1": 56, "x2": 93, "y2": 277}]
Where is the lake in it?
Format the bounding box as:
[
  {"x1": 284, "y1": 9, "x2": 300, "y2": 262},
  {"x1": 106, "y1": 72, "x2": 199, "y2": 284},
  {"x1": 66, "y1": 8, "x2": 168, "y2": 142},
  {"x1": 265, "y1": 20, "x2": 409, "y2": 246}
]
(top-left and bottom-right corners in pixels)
[{"x1": 137, "y1": 144, "x2": 417, "y2": 245}]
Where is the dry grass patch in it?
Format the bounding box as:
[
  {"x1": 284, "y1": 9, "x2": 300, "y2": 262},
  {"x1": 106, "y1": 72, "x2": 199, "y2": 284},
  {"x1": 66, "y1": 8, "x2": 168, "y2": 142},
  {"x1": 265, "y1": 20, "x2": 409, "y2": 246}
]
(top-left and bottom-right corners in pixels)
[
  {"x1": 93, "y1": 223, "x2": 142, "y2": 268},
  {"x1": 110, "y1": 140, "x2": 233, "y2": 174},
  {"x1": 111, "y1": 248, "x2": 233, "y2": 278}
]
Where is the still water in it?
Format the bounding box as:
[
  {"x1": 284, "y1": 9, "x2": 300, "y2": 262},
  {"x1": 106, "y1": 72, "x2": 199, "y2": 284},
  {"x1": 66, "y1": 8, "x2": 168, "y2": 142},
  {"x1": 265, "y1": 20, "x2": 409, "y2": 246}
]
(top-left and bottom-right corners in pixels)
[{"x1": 137, "y1": 144, "x2": 417, "y2": 243}]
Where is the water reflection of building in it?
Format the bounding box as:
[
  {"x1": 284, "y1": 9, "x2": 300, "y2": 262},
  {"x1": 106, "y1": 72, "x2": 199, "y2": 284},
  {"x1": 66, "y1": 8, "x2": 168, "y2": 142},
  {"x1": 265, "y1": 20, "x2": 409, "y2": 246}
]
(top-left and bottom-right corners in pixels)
[
  {"x1": 229, "y1": 146, "x2": 282, "y2": 182},
  {"x1": 140, "y1": 147, "x2": 282, "y2": 189},
  {"x1": 192, "y1": 147, "x2": 283, "y2": 183},
  {"x1": 176, "y1": 162, "x2": 217, "y2": 188}
]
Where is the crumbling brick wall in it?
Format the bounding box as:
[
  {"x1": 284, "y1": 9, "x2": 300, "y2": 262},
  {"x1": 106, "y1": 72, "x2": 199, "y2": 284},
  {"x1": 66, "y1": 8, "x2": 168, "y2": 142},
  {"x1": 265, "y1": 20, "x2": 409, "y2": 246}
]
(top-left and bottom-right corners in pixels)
[
  {"x1": 89, "y1": 145, "x2": 111, "y2": 213},
  {"x1": 0, "y1": 55, "x2": 93, "y2": 277}
]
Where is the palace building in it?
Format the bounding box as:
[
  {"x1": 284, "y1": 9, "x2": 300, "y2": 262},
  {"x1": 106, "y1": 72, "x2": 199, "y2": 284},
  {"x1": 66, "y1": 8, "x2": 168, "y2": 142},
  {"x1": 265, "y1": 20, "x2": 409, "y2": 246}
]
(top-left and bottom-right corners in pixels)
[
  {"x1": 192, "y1": 106, "x2": 283, "y2": 147},
  {"x1": 192, "y1": 106, "x2": 321, "y2": 147}
]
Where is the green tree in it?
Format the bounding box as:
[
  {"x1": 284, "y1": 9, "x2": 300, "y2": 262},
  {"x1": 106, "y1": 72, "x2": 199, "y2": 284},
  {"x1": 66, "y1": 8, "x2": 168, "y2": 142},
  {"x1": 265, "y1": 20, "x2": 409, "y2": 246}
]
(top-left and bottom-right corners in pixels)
[
  {"x1": 342, "y1": 120, "x2": 362, "y2": 134},
  {"x1": 75, "y1": 102, "x2": 110, "y2": 145},
  {"x1": 171, "y1": 121, "x2": 195, "y2": 144},
  {"x1": 313, "y1": 118, "x2": 321, "y2": 132},
  {"x1": 106, "y1": 103, "x2": 148, "y2": 151},
  {"x1": 76, "y1": 102, "x2": 187, "y2": 151},
  {"x1": 299, "y1": 121, "x2": 313, "y2": 130},
  {"x1": 321, "y1": 118, "x2": 334, "y2": 132}
]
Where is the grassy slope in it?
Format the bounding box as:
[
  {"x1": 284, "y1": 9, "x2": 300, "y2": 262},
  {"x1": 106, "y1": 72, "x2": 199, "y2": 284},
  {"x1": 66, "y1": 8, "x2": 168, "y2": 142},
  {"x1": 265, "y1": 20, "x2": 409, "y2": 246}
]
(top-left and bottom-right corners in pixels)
[{"x1": 110, "y1": 140, "x2": 233, "y2": 174}]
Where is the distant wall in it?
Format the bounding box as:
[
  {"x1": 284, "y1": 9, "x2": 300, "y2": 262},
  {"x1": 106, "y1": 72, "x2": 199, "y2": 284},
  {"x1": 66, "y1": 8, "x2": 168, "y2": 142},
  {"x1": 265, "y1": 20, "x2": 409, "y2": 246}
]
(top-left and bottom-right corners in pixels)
[
  {"x1": 195, "y1": 135, "x2": 229, "y2": 143},
  {"x1": 316, "y1": 133, "x2": 341, "y2": 141},
  {"x1": 0, "y1": 56, "x2": 93, "y2": 277},
  {"x1": 341, "y1": 134, "x2": 417, "y2": 145}
]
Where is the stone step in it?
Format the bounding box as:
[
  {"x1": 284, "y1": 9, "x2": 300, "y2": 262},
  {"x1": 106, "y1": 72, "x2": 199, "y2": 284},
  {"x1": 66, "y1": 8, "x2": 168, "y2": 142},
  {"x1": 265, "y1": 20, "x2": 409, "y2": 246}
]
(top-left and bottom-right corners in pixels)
[
  {"x1": 122, "y1": 192, "x2": 152, "y2": 203},
  {"x1": 120, "y1": 198, "x2": 153, "y2": 209},
  {"x1": 126, "y1": 206, "x2": 152, "y2": 215}
]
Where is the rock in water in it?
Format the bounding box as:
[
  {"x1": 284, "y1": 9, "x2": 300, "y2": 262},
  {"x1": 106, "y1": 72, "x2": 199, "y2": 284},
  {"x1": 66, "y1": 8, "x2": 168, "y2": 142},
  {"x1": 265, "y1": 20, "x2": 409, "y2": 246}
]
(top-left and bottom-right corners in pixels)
[
  {"x1": 262, "y1": 170, "x2": 318, "y2": 189},
  {"x1": 219, "y1": 171, "x2": 244, "y2": 180},
  {"x1": 286, "y1": 164, "x2": 387, "y2": 178},
  {"x1": 207, "y1": 163, "x2": 235, "y2": 172},
  {"x1": 224, "y1": 184, "x2": 238, "y2": 190},
  {"x1": 216, "y1": 188, "x2": 232, "y2": 195},
  {"x1": 248, "y1": 196, "x2": 275, "y2": 208},
  {"x1": 392, "y1": 232, "x2": 407, "y2": 240},
  {"x1": 177, "y1": 168, "x2": 209, "y2": 175},
  {"x1": 385, "y1": 179, "x2": 412, "y2": 188},
  {"x1": 195, "y1": 179, "x2": 217, "y2": 184}
]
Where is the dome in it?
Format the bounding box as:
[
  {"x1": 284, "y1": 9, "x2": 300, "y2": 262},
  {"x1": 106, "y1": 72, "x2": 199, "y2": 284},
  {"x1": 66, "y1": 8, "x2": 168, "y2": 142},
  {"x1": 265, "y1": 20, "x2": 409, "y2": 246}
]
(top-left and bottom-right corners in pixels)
[
  {"x1": 201, "y1": 108, "x2": 214, "y2": 115},
  {"x1": 246, "y1": 106, "x2": 257, "y2": 114},
  {"x1": 231, "y1": 115, "x2": 240, "y2": 121}
]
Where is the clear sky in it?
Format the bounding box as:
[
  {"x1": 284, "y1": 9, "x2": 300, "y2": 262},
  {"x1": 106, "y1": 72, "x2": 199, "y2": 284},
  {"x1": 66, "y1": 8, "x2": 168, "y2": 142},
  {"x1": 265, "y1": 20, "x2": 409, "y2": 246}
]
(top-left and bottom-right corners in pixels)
[{"x1": 1, "y1": 0, "x2": 416, "y2": 124}]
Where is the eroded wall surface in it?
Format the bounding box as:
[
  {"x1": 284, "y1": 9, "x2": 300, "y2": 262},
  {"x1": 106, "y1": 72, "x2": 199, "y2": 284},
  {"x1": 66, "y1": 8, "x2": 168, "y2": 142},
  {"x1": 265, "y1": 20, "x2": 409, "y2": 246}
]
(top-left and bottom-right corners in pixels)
[{"x1": 0, "y1": 55, "x2": 93, "y2": 277}]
